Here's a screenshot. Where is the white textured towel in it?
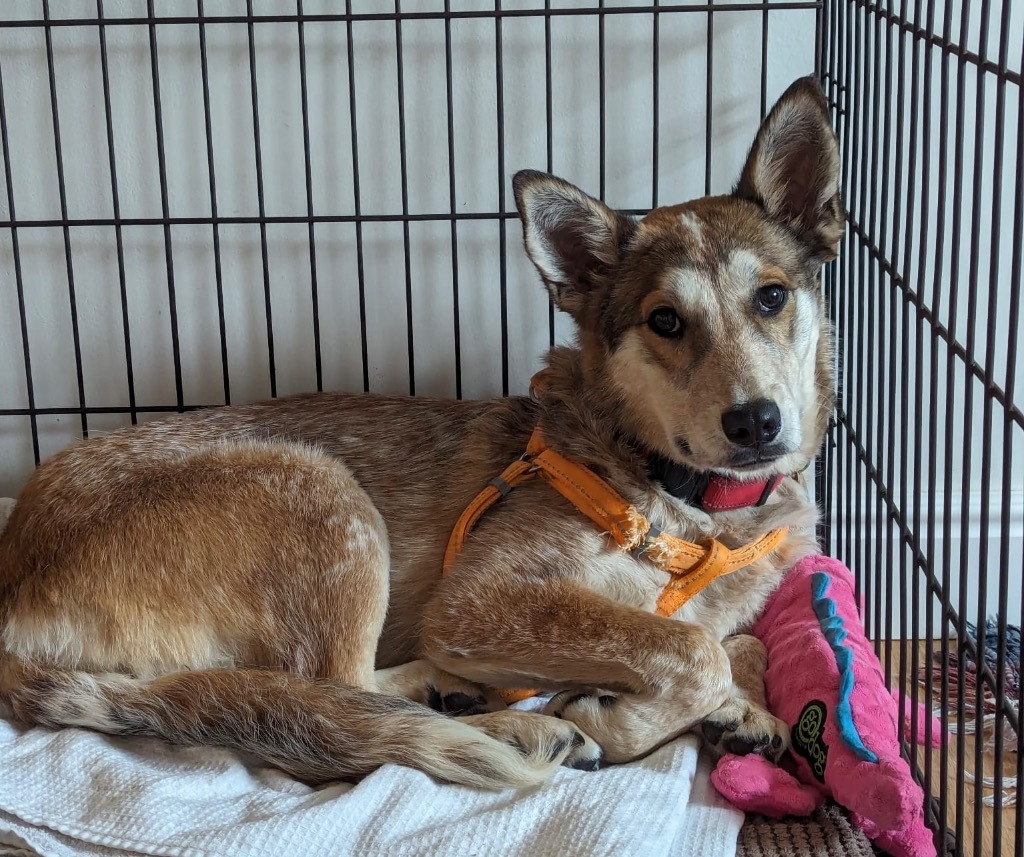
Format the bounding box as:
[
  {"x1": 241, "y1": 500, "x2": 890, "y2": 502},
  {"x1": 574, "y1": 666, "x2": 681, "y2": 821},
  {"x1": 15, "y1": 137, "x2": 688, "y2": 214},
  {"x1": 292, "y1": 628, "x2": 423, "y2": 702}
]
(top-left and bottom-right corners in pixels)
[
  {"x1": 0, "y1": 717, "x2": 741, "y2": 857},
  {"x1": 0, "y1": 497, "x2": 742, "y2": 857}
]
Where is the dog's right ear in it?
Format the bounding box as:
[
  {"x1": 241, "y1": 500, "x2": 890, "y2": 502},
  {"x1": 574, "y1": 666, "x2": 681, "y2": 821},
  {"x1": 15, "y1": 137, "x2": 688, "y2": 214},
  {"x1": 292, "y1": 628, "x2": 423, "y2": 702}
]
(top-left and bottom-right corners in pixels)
[
  {"x1": 734, "y1": 76, "x2": 844, "y2": 262},
  {"x1": 512, "y1": 170, "x2": 633, "y2": 317}
]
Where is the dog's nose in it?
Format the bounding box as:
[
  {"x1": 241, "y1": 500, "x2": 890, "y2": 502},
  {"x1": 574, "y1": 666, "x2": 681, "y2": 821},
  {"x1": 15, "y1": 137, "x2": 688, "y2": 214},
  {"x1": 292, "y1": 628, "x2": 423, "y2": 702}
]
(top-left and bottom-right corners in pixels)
[{"x1": 721, "y1": 401, "x2": 782, "y2": 447}]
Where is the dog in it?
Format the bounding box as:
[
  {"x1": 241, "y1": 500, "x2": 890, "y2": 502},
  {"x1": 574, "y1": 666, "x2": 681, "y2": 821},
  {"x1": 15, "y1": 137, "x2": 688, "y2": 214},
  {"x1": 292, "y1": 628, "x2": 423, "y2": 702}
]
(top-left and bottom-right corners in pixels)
[{"x1": 0, "y1": 76, "x2": 842, "y2": 790}]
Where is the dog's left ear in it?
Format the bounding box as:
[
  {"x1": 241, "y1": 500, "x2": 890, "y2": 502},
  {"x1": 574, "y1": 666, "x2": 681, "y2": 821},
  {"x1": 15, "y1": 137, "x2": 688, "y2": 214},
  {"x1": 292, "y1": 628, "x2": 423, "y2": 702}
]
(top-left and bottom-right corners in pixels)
[
  {"x1": 734, "y1": 76, "x2": 844, "y2": 261},
  {"x1": 513, "y1": 170, "x2": 634, "y2": 319}
]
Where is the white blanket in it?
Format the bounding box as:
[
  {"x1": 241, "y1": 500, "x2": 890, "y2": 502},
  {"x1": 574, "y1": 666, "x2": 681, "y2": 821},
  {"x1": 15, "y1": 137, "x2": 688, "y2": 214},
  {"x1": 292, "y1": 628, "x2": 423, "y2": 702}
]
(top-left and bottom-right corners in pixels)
[
  {"x1": 0, "y1": 716, "x2": 741, "y2": 857},
  {"x1": 0, "y1": 497, "x2": 742, "y2": 857}
]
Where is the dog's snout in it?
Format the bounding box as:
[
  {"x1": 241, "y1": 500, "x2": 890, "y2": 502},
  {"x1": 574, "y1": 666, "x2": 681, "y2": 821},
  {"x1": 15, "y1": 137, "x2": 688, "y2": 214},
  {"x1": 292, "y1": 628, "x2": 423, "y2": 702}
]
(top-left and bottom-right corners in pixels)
[{"x1": 721, "y1": 401, "x2": 782, "y2": 447}]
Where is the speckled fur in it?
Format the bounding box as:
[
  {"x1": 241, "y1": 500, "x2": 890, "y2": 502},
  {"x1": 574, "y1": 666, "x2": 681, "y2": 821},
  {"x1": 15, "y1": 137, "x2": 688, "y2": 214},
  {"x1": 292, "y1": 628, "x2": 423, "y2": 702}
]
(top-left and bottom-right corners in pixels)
[{"x1": 0, "y1": 78, "x2": 843, "y2": 786}]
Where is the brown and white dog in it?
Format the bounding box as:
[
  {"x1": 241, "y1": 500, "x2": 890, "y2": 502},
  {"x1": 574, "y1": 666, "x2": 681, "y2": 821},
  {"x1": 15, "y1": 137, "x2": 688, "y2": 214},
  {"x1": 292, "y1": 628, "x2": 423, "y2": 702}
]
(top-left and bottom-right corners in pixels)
[{"x1": 0, "y1": 77, "x2": 842, "y2": 790}]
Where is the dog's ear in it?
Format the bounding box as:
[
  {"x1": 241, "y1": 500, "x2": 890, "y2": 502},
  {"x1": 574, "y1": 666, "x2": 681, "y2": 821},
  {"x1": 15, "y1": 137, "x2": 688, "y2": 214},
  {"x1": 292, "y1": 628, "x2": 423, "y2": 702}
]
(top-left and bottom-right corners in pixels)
[
  {"x1": 734, "y1": 76, "x2": 844, "y2": 261},
  {"x1": 513, "y1": 170, "x2": 633, "y2": 317}
]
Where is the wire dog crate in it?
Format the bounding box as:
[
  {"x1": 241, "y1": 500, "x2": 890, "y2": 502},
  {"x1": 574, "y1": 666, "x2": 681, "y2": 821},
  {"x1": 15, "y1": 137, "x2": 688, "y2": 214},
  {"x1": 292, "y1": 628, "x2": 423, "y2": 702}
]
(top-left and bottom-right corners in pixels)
[
  {"x1": 819, "y1": 2, "x2": 1023, "y2": 856},
  {"x1": 0, "y1": 2, "x2": 1020, "y2": 856}
]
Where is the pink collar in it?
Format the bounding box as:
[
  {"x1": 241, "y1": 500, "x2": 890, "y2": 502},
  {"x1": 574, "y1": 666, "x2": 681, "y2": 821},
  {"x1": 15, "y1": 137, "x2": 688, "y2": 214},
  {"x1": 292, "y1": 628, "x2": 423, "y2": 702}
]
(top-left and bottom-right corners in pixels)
[
  {"x1": 699, "y1": 472, "x2": 785, "y2": 512},
  {"x1": 641, "y1": 447, "x2": 785, "y2": 512}
]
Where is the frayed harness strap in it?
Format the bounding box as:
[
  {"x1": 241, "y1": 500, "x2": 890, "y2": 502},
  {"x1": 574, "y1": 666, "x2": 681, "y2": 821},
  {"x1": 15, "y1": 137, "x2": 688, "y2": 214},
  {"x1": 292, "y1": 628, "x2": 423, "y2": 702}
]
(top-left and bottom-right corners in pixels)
[
  {"x1": 524, "y1": 429, "x2": 650, "y2": 554},
  {"x1": 443, "y1": 426, "x2": 787, "y2": 613},
  {"x1": 651, "y1": 527, "x2": 787, "y2": 617},
  {"x1": 441, "y1": 424, "x2": 787, "y2": 705}
]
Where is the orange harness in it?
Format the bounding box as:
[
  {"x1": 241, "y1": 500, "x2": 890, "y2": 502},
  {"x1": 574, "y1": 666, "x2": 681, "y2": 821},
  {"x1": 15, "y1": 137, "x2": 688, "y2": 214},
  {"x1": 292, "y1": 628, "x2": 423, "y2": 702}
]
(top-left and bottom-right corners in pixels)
[{"x1": 442, "y1": 413, "x2": 787, "y2": 703}]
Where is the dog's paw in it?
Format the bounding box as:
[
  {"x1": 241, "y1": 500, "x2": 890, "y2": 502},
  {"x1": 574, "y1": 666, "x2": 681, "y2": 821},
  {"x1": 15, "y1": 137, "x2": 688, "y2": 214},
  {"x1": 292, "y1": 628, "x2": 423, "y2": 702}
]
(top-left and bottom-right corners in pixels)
[
  {"x1": 375, "y1": 660, "x2": 505, "y2": 716},
  {"x1": 462, "y1": 710, "x2": 603, "y2": 771},
  {"x1": 542, "y1": 690, "x2": 656, "y2": 765},
  {"x1": 700, "y1": 697, "x2": 788, "y2": 762},
  {"x1": 560, "y1": 724, "x2": 604, "y2": 771},
  {"x1": 426, "y1": 681, "x2": 505, "y2": 717}
]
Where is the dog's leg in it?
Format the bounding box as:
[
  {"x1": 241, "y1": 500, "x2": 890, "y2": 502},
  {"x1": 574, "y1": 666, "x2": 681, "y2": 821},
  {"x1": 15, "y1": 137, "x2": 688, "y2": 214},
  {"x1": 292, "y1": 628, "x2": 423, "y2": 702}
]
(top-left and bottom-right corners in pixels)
[
  {"x1": 0, "y1": 441, "x2": 580, "y2": 788},
  {"x1": 422, "y1": 577, "x2": 732, "y2": 765},
  {"x1": 375, "y1": 661, "x2": 601, "y2": 769},
  {"x1": 699, "y1": 634, "x2": 789, "y2": 761}
]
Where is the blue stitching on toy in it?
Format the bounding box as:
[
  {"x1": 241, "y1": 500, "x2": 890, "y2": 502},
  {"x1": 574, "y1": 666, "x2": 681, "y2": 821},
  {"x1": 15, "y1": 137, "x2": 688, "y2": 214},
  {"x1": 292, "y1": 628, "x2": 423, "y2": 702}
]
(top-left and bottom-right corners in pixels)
[{"x1": 810, "y1": 571, "x2": 879, "y2": 763}]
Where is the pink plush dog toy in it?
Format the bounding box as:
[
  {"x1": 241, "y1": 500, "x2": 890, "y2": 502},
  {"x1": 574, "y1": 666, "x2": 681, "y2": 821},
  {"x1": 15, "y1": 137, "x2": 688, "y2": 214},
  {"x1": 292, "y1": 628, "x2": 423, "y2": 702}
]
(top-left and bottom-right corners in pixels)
[{"x1": 710, "y1": 555, "x2": 937, "y2": 857}]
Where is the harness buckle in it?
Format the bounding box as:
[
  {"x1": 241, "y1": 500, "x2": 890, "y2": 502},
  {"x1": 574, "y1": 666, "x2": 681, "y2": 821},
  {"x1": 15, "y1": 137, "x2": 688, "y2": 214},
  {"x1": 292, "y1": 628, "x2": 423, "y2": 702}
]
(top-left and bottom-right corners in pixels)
[
  {"x1": 488, "y1": 476, "x2": 514, "y2": 497},
  {"x1": 518, "y1": 450, "x2": 542, "y2": 474},
  {"x1": 756, "y1": 473, "x2": 784, "y2": 506}
]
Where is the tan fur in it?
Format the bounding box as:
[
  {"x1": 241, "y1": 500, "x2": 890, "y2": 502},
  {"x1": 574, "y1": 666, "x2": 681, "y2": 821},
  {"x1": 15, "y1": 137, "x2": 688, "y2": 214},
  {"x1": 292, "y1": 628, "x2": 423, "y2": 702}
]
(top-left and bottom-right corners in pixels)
[{"x1": 0, "y1": 77, "x2": 842, "y2": 787}]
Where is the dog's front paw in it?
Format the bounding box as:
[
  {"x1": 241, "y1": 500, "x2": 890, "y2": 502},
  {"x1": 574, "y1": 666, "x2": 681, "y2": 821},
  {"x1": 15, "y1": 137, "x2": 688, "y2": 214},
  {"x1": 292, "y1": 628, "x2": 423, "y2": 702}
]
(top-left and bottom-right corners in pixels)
[
  {"x1": 462, "y1": 710, "x2": 603, "y2": 771},
  {"x1": 543, "y1": 690, "x2": 659, "y2": 765},
  {"x1": 560, "y1": 723, "x2": 604, "y2": 771},
  {"x1": 701, "y1": 697, "x2": 788, "y2": 762}
]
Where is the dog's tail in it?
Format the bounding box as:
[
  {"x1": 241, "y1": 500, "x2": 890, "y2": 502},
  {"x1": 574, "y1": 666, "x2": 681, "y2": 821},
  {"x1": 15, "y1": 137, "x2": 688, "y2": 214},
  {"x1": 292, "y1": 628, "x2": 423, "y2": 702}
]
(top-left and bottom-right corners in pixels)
[{"x1": 2, "y1": 661, "x2": 562, "y2": 789}]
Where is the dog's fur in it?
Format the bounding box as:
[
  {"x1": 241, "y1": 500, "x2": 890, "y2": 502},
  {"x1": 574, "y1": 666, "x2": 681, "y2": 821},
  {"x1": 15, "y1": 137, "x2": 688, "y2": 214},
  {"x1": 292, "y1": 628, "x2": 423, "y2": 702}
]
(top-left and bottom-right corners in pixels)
[{"x1": 0, "y1": 78, "x2": 842, "y2": 788}]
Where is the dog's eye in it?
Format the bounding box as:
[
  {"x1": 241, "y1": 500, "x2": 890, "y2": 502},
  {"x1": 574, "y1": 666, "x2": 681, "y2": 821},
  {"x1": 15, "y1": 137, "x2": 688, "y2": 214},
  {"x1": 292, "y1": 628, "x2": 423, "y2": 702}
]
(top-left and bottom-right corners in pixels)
[
  {"x1": 647, "y1": 308, "x2": 685, "y2": 338},
  {"x1": 756, "y1": 285, "x2": 788, "y2": 314}
]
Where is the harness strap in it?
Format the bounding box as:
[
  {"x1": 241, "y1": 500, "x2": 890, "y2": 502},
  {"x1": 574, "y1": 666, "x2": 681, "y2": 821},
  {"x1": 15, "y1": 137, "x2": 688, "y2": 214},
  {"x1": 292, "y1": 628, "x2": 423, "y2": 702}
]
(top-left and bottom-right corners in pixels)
[
  {"x1": 442, "y1": 457, "x2": 537, "y2": 573},
  {"x1": 526, "y1": 431, "x2": 650, "y2": 553},
  {"x1": 441, "y1": 425, "x2": 787, "y2": 704},
  {"x1": 524, "y1": 427, "x2": 787, "y2": 610},
  {"x1": 652, "y1": 527, "x2": 787, "y2": 616}
]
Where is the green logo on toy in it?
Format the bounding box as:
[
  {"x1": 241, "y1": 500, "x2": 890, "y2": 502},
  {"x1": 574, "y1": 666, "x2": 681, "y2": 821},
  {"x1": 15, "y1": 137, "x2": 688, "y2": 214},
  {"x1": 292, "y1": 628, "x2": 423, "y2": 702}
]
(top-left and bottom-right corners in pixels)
[{"x1": 792, "y1": 699, "x2": 829, "y2": 782}]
